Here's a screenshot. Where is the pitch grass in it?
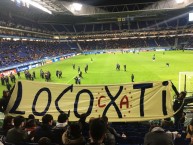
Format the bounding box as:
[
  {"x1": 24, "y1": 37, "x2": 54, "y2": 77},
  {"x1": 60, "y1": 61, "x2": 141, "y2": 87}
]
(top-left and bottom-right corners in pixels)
[{"x1": 1, "y1": 50, "x2": 193, "y2": 96}]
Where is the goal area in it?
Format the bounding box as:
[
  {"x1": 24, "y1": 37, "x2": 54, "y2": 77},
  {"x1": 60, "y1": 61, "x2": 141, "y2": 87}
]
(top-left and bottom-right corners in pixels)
[{"x1": 179, "y1": 72, "x2": 193, "y2": 96}]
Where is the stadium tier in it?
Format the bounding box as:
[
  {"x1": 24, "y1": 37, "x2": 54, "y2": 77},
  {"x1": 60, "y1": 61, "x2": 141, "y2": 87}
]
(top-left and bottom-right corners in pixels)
[
  {"x1": 1, "y1": 36, "x2": 193, "y2": 67},
  {"x1": 0, "y1": 15, "x2": 191, "y2": 33},
  {"x1": 0, "y1": 41, "x2": 77, "y2": 67}
]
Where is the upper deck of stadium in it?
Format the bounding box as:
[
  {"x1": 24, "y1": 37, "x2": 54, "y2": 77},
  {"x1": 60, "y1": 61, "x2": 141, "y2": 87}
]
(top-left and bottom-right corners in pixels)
[{"x1": 0, "y1": 0, "x2": 193, "y2": 37}]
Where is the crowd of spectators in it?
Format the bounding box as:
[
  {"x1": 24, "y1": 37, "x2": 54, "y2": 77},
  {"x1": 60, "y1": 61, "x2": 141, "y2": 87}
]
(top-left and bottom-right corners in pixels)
[
  {"x1": 0, "y1": 35, "x2": 192, "y2": 68},
  {"x1": 0, "y1": 111, "x2": 192, "y2": 145},
  {"x1": 0, "y1": 40, "x2": 78, "y2": 67},
  {"x1": 79, "y1": 37, "x2": 176, "y2": 51},
  {"x1": 1, "y1": 36, "x2": 193, "y2": 67}
]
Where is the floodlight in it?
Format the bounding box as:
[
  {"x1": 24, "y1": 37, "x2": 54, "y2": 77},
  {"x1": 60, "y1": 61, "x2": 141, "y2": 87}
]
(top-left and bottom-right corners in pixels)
[
  {"x1": 10, "y1": 0, "x2": 52, "y2": 14},
  {"x1": 71, "y1": 3, "x2": 82, "y2": 11},
  {"x1": 176, "y1": 0, "x2": 184, "y2": 4},
  {"x1": 189, "y1": 13, "x2": 193, "y2": 21},
  {"x1": 27, "y1": 0, "x2": 52, "y2": 14}
]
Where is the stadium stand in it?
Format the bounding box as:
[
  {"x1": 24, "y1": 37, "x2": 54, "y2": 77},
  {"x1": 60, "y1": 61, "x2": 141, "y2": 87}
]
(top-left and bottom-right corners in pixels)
[
  {"x1": 1, "y1": 0, "x2": 193, "y2": 144},
  {"x1": 0, "y1": 40, "x2": 77, "y2": 67},
  {"x1": 1, "y1": 35, "x2": 193, "y2": 67}
]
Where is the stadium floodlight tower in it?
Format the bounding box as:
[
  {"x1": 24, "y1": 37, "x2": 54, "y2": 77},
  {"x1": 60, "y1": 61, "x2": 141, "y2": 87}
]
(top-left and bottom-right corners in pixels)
[{"x1": 176, "y1": 0, "x2": 184, "y2": 4}]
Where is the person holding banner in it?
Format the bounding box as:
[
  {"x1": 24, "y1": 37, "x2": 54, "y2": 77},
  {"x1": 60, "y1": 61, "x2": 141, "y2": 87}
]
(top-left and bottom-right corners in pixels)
[{"x1": 172, "y1": 82, "x2": 187, "y2": 130}]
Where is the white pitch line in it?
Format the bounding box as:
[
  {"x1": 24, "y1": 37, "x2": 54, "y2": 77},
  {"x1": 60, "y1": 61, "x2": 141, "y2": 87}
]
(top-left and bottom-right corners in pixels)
[{"x1": 66, "y1": 75, "x2": 77, "y2": 84}]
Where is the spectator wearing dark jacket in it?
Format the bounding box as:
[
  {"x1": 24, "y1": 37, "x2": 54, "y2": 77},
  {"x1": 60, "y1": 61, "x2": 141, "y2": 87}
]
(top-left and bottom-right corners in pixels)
[
  {"x1": 172, "y1": 82, "x2": 187, "y2": 129},
  {"x1": 79, "y1": 113, "x2": 89, "y2": 140},
  {"x1": 33, "y1": 114, "x2": 54, "y2": 143},
  {"x1": 101, "y1": 116, "x2": 116, "y2": 145},
  {"x1": 52, "y1": 113, "x2": 69, "y2": 144},
  {"x1": 62, "y1": 123, "x2": 85, "y2": 145},
  {"x1": 6, "y1": 116, "x2": 28, "y2": 144},
  {"x1": 87, "y1": 118, "x2": 106, "y2": 145},
  {"x1": 161, "y1": 118, "x2": 174, "y2": 130},
  {"x1": 0, "y1": 90, "x2": 10, "y2": 112},
  {"x1": 25, "y1": 119, "x2": 37, "y2": 142},
  {"x1": 2, "y1": 115, "x2": 14, "y2": 136}
]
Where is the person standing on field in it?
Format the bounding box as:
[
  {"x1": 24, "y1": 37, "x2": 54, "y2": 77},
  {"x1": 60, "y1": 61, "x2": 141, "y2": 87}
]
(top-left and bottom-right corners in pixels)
[
  {"x1": 131, "y1": 74, "x2": 134, "y2": 82},
  {"x1": 124, "y1": 65, "x2": 126, "y2": 71}
]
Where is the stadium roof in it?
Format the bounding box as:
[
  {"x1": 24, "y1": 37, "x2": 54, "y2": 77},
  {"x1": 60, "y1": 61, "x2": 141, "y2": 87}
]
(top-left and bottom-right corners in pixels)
[{"x1": 0, "y1": 0, "x2": 193, "y2": 24}]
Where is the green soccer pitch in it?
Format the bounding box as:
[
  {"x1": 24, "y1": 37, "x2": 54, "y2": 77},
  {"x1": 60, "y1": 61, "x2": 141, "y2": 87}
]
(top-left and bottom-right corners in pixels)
[{"x1": 1, "y1": 50, "x2": 193, "y2": 96}]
